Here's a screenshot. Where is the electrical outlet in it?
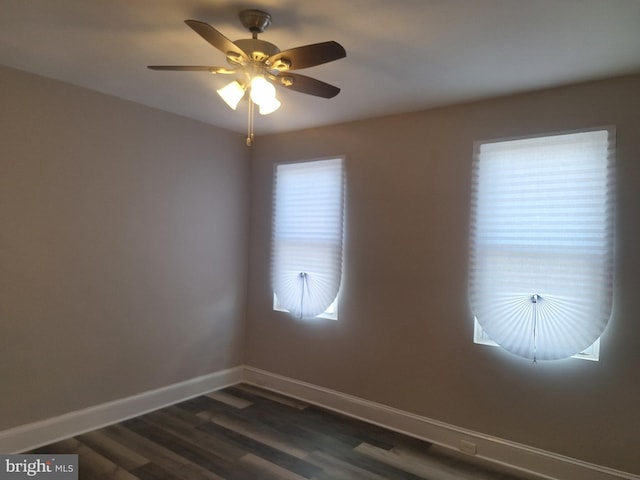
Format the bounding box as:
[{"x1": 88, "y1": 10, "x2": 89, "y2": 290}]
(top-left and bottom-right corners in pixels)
[{"x1": 459, "y1": 440, "x2": 477, "y2": 455}]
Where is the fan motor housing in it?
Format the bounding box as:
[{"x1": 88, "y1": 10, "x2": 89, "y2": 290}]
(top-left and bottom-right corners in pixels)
[
  {"x1": 239, "y1": 9, "x2": 272, "y2": 34},
  {"x1": 234, "y1": 38, "x2": 280, "y2": 62}
]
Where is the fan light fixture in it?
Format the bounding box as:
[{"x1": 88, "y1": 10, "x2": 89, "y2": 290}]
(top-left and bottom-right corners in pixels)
[
  {"x1": 147, "y1": 9, "x2": 346, "y2": 146},
  {"x1": 217, "y1": 76, "x2": 281, "y2": 114},
  {"x1": 216, "y1": 75, "x2": 281, "y2": 145}
]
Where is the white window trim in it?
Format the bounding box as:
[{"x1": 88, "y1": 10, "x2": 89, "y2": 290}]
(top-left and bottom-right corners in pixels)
[
  {"x1": 273, "y1": 294, "x2": 338, "y2": 320},
  {"x1": 473, "y1": 317, "x2": 601, "y2": 361}
]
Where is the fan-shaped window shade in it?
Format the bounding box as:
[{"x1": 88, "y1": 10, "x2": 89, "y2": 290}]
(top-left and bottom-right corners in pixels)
[
  {"x1": 469, "y1": 128, "x2": 615, "y2": 361},
  {"x1": 272, "y1": 158, "x2": 345, "y2": 318}
]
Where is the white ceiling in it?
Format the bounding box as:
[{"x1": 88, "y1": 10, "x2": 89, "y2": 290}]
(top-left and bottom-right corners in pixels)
[{"x1": 1, "y1": 0, "x2": 640, "y2": 135}]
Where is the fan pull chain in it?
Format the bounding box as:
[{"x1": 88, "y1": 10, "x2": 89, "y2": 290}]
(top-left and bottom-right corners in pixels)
[
  {"x1": 531, "y1": 294, "x2": 539, "y2": 364},
  {"x1": 247, "y1": 99, "x2": 255, "y2": 146}
]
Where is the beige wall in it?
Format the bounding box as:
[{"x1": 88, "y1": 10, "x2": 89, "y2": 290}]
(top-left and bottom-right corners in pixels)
[
  {"x1": 3, "y1": 63, "x2": 639, "y2": 475},
  {"x1": 245, "y1": 74, "x2": 640, "y2": 475},
  {"x1": 0, "y1": 66, "x2": 248, "y2": 430}
]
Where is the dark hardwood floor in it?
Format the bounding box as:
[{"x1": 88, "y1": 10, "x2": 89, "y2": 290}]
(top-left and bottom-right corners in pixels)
[{"x1": 31, "y1": 384, "x2": 541, "y2": 479}]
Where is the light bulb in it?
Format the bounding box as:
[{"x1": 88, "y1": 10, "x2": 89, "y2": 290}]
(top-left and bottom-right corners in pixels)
[
  {"x1": 250, "y1": 76, "x2": 276, "y2": 105},
  {"x1": 217, "y1": 81, "x2": 245, "y2": 110}
]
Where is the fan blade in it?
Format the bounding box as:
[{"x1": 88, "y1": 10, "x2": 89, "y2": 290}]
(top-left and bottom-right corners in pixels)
[
  {"x1": 277, "y1": 73, "x2": 340, "y2": 98},
  {"x1": 148, "y1": 65, "x2": 237, "y2": 74},
  {"x1": 267, "y1": 41, "x2": 346, "y2": 70},
  {"x1": 148, "y1": 66, "x2": 213, "y2": 71},
  {"x1": 185, "y1": 20, "x2": 249, "y2": 62}
]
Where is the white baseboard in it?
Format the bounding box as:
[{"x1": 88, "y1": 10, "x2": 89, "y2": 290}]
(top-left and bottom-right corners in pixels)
[
  {"x1": 0, "y1": 366, "x2": 243, "y2": 454},
  {"x1": 242, "y1": 366, "x2": 639, "y2": 480},
  {"x1": 2, "y1": 365, "x2": 637, "y2": 480}
]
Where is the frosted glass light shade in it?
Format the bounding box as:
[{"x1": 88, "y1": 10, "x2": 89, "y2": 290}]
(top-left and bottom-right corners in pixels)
[
  {"x1": 250, "y1": 76, "x2": 276, "y2": 104},
  {"x1": 217, "y1": 81, "x2": 245, "y2": 110},
  {"x1": 250, "y1": 76, "x2": 280, "y2": 114},
  {"x1": 258, "y1": 97, "x2": 281, "y2": 115}
]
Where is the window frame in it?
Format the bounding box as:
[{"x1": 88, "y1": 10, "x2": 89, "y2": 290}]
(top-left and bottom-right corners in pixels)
[
  {"x1": 270, "y1": 156, "x2": 345, "y2": 320},
  {"x1": 468, "y1": 127, "x2": 615, "y2": 361},
  {"x1": 473, "y1": 318, "x2": 601, "y2": 361},
  {"x1": 273, "y1": 293, "x2": 338, "y2": 320}
]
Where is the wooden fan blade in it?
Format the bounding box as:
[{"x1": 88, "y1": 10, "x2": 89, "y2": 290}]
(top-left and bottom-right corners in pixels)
[
  {"x1": 277, "y1": 73, "x2": 340, "y2": 98},
  {"x1": 147, "y1": 66, "x2": 237, "y2": 74},
  {"x1": 148, "y1": 66, "x2": 210, "y2": 71},
  {"x1": 267, "y1": 41, "x2": 346, "y2": 70},
  {"x1": 185, "y1": 20, "x2": 249, "y2": 62}
]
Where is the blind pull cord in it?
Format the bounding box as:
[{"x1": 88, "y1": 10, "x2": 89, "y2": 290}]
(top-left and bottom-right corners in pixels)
[
  {"x1": 531, "y1": 294, "x2": 539, "y2": 364},
  {"x1": 298, "y1": 272, "x2": 310, "y2": 319}
]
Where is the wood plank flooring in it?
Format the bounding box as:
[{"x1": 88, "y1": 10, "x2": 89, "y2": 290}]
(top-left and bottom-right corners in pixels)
[{"x1": 31, "y1": 384, "x2": 541, "y2": 479}]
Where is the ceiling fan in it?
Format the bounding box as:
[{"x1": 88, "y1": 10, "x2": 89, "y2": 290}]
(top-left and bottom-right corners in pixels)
[{"x1": 148, "y1": 9, "x2": 346, "y2": 145}]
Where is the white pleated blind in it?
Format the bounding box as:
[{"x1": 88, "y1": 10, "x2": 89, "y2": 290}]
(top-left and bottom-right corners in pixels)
[
  {"x1": 271, "y1": 158, "x2": 345, "y2": 318},
  {"x1": 469, "y1": 128, "x2": 615, "y2": 361}
]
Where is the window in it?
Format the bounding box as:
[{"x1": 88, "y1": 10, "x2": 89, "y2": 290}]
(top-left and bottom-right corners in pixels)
[
  {"x1": 271, "y1": 157, "x2": 345, "y2": 319},
  {"x1": 469, "y1": 128, "x2": 615, "y2": 361}
]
